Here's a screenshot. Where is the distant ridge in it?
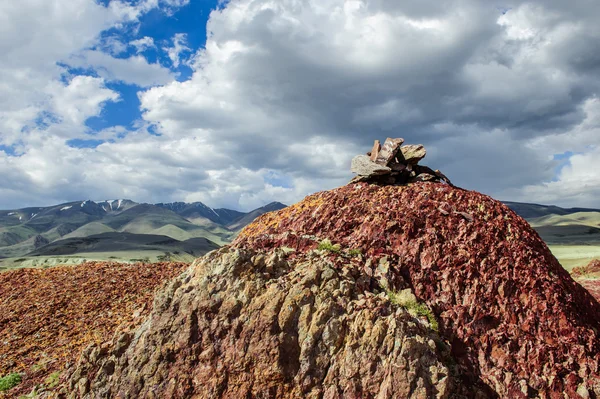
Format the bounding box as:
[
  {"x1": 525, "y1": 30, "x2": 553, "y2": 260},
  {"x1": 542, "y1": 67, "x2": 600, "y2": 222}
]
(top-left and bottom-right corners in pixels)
[
  {"x1": 227, "y1": 202, "x2": 288, "y2": 230},
  {"x1": 503, "y1": 201, "x2": 600, "y2": 219},
  {"x1": 155, "y1": 202, "x2": 245, "y2": 225}
]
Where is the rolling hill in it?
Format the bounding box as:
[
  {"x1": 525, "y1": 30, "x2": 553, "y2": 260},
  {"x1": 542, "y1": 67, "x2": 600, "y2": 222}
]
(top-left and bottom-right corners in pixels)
[
  {"x1": 503, "y1": 201, "x2": 600, "y2": 219},
  {"x1": 26, "y1": 232, "x2": 219, "y2": 258},
  {"x1": 6, "y1": 196, "x2": 599, "y2": 270},
  {"x1": 504, "y1": 203, "x2": 600, "y2": 245}
]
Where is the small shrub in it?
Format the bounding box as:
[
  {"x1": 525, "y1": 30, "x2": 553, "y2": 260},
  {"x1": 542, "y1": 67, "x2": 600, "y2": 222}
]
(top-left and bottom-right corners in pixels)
[
  {"x1": 0, "y1": 373, "x2": 22, "y2": 391},
  {"x1": 44, "y1": 371, "x2": 61, "y2": 388},
  {"x1": 386, "y1": 288, "x2": 439, "y2": 332},
  {"x1": 318, "y1": 239, "x2": 341, "y2": 253},
  {"x1": 348, "y1": 248, "x2": 362, "y2": 257}
]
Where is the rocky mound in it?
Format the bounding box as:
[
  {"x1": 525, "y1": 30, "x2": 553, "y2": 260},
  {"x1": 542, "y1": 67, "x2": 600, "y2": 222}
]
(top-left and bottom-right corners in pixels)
[
  {"x1": 0, "y1": 261, "x2": 188, "y2": 398},
  {"x1": 62, "y1": 140, "x2": 600, "y2": 398},
  {"x1": 234, "y1": 182, "x2": 600, "y2": 397}
]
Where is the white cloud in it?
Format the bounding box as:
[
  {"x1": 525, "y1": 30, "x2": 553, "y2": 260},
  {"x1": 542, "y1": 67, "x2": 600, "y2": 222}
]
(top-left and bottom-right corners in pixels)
[
  {"x1": 0, "y1": 0, "x2": 122, "y2": 146},
  {"x1": 130, "y1": 36, "x2": 156, "y2": 53},
  {"x1": 164, "y1": 33, "x2": 191, "y2": 68},
  {"x1": 0, "y1": 0, "x2": 183, "y2": 149},
  {"x1": 67, "y1": 50, "x2": 174, "y2": 87},
  {"x1": 49, "y1": 75, "x2": 120, "y2": 127},
  {"x1": 100, "y1": 35, "x2": 129, "y2": 55},
  {"x1": 2, "y1": 0, "x2": 600, "y2": 211}
]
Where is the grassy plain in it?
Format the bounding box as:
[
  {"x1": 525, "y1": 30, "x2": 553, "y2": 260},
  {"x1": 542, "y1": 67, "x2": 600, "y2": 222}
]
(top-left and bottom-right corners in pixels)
[{"x1": 548, "y1": 245, "x2": 600, "y2": 272}]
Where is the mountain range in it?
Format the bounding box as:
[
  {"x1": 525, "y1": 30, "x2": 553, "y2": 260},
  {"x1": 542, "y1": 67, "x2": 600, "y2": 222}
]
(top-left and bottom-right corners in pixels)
[
  {"x1": 0, "y1": 199, "x2": 286, "y2": 267},
  {"x1": 1, "y1": 198, "x2": 599, "y2": 269}
]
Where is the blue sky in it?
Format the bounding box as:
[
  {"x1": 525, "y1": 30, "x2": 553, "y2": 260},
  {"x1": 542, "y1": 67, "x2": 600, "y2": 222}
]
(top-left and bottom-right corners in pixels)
[{"x1": 0, "y1": 0, "x2": 599, "y2": 210}]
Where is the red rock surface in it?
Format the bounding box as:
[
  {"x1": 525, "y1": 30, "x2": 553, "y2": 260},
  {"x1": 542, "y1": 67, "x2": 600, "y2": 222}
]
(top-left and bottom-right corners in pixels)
[
  {"x1": 0, "y1": 261, "x2": 188, "y2": 398},
  {"x1": 233, "y1": 182, "x2": 600, "y2": 397}
]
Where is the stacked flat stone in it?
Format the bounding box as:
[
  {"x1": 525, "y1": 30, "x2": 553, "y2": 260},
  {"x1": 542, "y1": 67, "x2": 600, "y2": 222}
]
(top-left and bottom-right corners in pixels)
[{"x1": 350, "y1": 137, "x2": 452, "y2": 186}]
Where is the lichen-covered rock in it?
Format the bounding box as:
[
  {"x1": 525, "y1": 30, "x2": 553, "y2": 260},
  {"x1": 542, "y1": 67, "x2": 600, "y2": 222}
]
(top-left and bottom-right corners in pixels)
[
  {"x1": 64, "y1": 248, "x2": 462, "y2": 398},
  {"x1": 234, "y1": 183, "x2": 600, "y2": 398}
]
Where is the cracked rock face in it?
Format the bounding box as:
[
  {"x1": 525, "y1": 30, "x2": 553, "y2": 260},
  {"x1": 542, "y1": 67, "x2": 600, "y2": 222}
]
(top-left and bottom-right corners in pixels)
[{"x1": 65, "y1": 248, "x2": 461, "y2": 399}]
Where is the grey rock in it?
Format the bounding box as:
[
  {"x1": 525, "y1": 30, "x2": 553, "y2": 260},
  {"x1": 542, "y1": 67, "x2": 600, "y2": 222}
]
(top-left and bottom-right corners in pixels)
[
  {"x1": 400, "y1": 144, "x2": 426, "y2": 164},
  {"x1": 351, "y1": 155, "x2": 391, "y2": 176}
]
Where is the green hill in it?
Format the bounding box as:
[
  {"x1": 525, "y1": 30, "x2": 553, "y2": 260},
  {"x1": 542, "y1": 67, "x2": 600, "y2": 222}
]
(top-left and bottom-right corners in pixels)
[{"x1": 62, "y1": 222, "x2": 115, "y2": 239}]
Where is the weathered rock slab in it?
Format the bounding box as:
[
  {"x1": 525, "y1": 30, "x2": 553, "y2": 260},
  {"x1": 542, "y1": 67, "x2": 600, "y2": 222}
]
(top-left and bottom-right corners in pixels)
[
  {"x1": 399, "y1": 144, "x2": 426, "y2": 164},
  {"x1": 351, "y1": 155, "x2": 391, "y2": 176},
  {"x1": 368, "y1": 139, "x2": 381, "y2": 162}
]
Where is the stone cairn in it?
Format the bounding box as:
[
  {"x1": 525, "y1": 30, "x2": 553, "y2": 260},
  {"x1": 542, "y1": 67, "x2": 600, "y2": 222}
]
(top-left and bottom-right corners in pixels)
[{"x1": 350, "y1": 137, "x2": 453, "y2": 186}]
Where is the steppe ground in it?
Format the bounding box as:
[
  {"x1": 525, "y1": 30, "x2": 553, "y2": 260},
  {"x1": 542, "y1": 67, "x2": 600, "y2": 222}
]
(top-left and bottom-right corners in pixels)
[{"x1": 0, "y1": 250, "x2": 196, "y2": 271}]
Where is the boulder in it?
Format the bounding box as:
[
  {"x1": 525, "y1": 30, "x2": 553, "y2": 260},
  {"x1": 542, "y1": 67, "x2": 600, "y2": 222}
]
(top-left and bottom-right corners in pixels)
[{"x1": 351, "y1": 155, "x2": 391, "y2": 176}]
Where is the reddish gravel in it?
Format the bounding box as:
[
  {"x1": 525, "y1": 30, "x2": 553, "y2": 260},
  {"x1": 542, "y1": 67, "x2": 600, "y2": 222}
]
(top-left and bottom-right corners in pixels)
[
  {"x1": 572, "y1": 259, "x2": 600, "y2": 278},
  {"x1": 234, "y1": 182, "x2": 600, "y2": 398},
  {"x1": 0, "y1": 261, "x2": 188, "y2": 398}
]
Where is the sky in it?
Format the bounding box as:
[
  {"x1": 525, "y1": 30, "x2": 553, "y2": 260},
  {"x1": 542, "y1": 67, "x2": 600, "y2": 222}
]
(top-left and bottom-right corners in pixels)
[{"x1": 1, "y1": 0, "x2": 599, "y2": 211}]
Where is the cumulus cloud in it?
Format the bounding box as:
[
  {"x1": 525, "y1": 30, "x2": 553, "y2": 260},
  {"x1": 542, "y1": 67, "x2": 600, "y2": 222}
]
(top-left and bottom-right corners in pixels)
[
  {"x1": 133, "y1": 0, "x2": 600, "y2": 208},
  {"x1": 2, "y1": 0, "x2": 600, "y2": 210}
]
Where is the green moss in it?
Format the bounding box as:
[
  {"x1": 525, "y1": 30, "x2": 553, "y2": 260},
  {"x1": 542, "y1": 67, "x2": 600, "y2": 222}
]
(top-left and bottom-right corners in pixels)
[
  {"x1": 386, "y1": 288, "x2": 439, "y2": 332},
  {"x1": 318, "y1": 239, "x2": 341, "y2": 253},
  {"x1": 0, "y1": 373, "x2": 22, "y2": 391}
]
